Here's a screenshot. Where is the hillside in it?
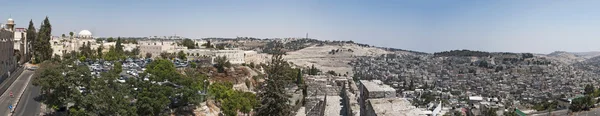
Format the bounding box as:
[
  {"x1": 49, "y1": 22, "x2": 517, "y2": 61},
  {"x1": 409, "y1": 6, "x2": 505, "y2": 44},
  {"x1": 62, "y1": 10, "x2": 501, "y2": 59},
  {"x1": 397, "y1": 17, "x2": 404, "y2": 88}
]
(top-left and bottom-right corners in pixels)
[{"x1": 283, "y1": 44, "x2": 397, "y2": 76}]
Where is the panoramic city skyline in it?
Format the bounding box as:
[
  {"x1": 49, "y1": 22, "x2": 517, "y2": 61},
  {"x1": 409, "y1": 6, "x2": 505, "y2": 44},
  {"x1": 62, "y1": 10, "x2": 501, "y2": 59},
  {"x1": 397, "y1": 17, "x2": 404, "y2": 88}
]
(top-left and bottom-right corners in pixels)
[{"x1": 2, "y1": 0, "x2": 600, "y2": 53}]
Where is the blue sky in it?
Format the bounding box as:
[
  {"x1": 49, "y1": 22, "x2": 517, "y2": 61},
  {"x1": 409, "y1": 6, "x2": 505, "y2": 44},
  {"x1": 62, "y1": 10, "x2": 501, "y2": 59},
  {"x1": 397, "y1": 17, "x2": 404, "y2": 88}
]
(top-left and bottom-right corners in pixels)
[{"x1": 2, "y1": 0, "x2": 600, "y2": 53}]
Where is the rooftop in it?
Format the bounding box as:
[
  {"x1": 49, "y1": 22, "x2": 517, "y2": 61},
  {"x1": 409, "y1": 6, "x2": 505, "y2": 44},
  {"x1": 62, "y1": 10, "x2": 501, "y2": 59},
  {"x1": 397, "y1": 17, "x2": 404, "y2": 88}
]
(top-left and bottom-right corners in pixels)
[
  {"x1": 367, "y1": 98, "x2": 425, "y2": 116},
  {"x1": 360, "y1": 80, "x2": 396, "y2": 92}
]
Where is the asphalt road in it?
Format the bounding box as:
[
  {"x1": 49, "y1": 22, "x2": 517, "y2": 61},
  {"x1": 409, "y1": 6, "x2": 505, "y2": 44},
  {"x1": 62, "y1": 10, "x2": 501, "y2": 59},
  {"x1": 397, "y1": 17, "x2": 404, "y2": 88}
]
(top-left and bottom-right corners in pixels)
[
  {"x1": 14, "y1": 81, "x2": 41, "y2": 116},
  {"x1": 0, "y1": 70, "x2": 34, "y2": 116},
  {"x1": 530, "y1": 109, "x2": 569, "y2": 116},
  {"x1": 573, "y1": 108, "x2": 600, "y2": 116}
]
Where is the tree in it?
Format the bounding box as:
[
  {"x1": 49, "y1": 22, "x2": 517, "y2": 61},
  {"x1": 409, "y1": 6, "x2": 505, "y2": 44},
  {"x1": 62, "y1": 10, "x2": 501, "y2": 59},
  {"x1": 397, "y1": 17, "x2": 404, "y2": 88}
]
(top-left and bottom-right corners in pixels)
[
  {"x1": 145, "y1": 53, "x2": 152, "y2": 59},
  {"x1": 216, "y1": 44, "x2": 225, "y2": 50},
  {"x1": 104, "y1": 46, "x2": 123, "y2": 61},
  {"x1": 214, "y1": 56, "x2": 230, "y2": 73},
  {"x1": 124, "y1": 47, "x2": 140, "y2": 58},
  {"x1": 160, "y1": 52, "x2": 169, "y2": 59},
  {"x1": 26, "y1": 20, "x2": 37, "y2": 62},
  {"x1": 181, "y1": 39, "x2": 196, "y2": 49},
  {"x1": 190, "y1": 62, "x2": 197, "y2": 68},
  {"x1": 132, "y1": 59, "x2": 204, "y2": 115},
  {"x1": 113, "y1": 62, "x2": 122, "y2": 74},
  {"x1": 32, "y1": 60, "x2": 89, "y2": 112},
  {"x1": 522, "y1": 53, "x2": 534, "y2": 59},
  {"x1": 116, "y1": 37, "x2": 123, "y2": 53},
  {"x1": 255, "y1": 41, "x2": 292, "y2": 116},
  {"x1": 570, "y1": 95, "x2": 594, "y2": 112},
  {"x1": 409, "y1": 80, "x2": 414, "y2": 90},
  {"x1": 249, "y1": 62, "x2": 255, "y2": 68},
  {"x1": 308, "y1": 64, "x2": 320, "y2": 75},
  {"x1": 209, "y1": 82, "x2": 258, "y2": 116},
  {"x1": 62, "y1": 34, "x2": 66, "y2": 38},
  {"x1": 97, "y1": 44, "x2": 104, "y2": 58},
  {"x1": 106, "y1": 37, "x2": 115, "y2": 42},
  {"x1": 483, "y1": 107, "x2": 498, "y2": 116},
  {"x1": 585, "y1": 84, "x2": 594, "y2": 95},
  {"x1": 177, "y1": 51, "x2": 186, "y2": 60},
  {"x1": 79, "y1": 42, "x2": 93, "y2": 58},
  {"x1": 296, "y1": 69, "x2": 303, "y2": 85},
  {"x1": 403, "y1": 80, "x2": 407, "y2": 89},
  {"x1": 33, "y1": 17, "x2": 53, "y2": 63},
  {"x1": 69, "y1": 31, "x2": 74, "y2": 38},
  {"x1": 202, "y1": 40, "x2": 213, "y2": 48},
  {"x1": 502, "y1": 109, "x2": 517, "y2": 116}
]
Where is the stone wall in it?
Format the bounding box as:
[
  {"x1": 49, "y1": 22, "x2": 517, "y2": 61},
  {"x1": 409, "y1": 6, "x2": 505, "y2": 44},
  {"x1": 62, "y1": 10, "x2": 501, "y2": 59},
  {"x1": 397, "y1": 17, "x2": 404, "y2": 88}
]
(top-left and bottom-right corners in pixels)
[{"x1": 0, "y1": 29, "x2": 15, "y2": 83}]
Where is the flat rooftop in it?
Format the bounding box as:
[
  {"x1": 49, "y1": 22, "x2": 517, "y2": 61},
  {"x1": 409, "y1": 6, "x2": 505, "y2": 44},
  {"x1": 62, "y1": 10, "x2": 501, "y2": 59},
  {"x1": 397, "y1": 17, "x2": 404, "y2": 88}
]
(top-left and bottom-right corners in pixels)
[
  {"x1": 367, "y1": 98, "x2": 425, "y2": 116},
  {"x1": 360, "y1": 80, "x2": 395, "y2": 92}
]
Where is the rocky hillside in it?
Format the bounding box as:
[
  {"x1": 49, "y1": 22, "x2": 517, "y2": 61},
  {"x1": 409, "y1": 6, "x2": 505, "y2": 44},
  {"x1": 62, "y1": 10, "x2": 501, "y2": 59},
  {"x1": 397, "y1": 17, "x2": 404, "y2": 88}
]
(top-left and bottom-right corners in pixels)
[
  {"x1": 571, "y1": 51, "x2": 600, "y2": 59},
  {"x1": 283, "y1": 44, "x2": 397, "y2": 76},
  {"x1": 541, "y1": 51, "x2": 585, "y2": 64},
  {"x1": 541, "y1": 51, "x2": 600, "y2": 65}
]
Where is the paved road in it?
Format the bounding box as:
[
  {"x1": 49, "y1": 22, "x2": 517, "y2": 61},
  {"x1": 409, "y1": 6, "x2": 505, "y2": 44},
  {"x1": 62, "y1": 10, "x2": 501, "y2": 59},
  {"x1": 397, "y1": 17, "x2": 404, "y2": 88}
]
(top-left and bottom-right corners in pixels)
[
  {"x1": 530, "y1": 109, "x2": 569, "y2": 116},
  {"x1": 14, "y1": 80, "x2": 41, "y2": 116},
  {"x1": 0, "y1": 70, "x2": 34, "y2": 116},
  {"x1": 573, "y1": 107, "x2": 600, "y2": 116}
]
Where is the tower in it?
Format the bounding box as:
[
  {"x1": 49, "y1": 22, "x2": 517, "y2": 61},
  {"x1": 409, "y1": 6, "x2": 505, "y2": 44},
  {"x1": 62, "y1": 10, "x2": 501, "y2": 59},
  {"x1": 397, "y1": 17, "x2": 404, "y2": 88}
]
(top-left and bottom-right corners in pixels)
[{"x1": 6, "y1": 18, "x2": 14, "y2": 32}]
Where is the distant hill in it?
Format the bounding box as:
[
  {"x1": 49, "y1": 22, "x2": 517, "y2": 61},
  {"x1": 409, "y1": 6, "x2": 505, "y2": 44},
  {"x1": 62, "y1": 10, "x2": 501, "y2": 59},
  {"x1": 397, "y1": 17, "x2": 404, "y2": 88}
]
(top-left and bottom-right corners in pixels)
[
  {"x1": 571, "y1": 51, "x2": 600, "y2": 59},
  {"x1": 539, "y1": 51, "x2": 585, "y2": 65},
  {"x1": 540, "y1": 51, "x2": 600, "y2": 65}
]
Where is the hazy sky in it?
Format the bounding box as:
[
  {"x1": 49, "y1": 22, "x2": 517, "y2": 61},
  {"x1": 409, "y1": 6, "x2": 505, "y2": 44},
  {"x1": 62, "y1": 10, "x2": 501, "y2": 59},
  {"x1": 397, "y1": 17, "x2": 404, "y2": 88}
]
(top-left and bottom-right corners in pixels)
[{"x1": 2, "y1": 0, "x2": 600, "y2": 53}]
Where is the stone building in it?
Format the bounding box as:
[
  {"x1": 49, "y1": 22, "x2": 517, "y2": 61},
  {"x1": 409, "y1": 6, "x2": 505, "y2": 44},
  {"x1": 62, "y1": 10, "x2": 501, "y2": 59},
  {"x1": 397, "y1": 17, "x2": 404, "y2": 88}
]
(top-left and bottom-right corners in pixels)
[
  {"x1": 0, "y1": 18, "x2": 17, "y2": 82},
  {"x1": 359, "y1": 80, "x2": 396, "y2": 116},
  {"x1": 364, "y1": 98, "x2": 424, "y2": 116}
]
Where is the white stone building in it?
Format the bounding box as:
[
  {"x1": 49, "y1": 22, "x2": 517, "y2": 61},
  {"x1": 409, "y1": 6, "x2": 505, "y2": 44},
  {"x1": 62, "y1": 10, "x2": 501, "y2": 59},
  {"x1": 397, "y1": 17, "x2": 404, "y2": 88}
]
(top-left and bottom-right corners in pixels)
[
  {"x1": 13, "y1": 28, "x2": 25, "y2": 51},
  {"x1": 214, "y1": 50, "x2": 245, "y2": 64}
]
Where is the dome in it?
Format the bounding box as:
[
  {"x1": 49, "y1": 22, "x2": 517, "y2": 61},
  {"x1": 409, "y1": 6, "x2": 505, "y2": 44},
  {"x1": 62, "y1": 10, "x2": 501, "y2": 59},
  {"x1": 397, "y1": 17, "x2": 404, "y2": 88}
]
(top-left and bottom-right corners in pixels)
[
  {"x1": 78, "y1": 30, "x2": 92, "y2": 36},
  {"x1": 7, "y1": 18, "x2": 14, "y2": 24}
]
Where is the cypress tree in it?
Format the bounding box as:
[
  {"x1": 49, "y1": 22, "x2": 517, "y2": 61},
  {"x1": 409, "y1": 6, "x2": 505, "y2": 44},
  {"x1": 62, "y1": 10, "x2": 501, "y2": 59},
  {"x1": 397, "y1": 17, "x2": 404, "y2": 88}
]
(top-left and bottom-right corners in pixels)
[
  {"x1": 35, "y1": 17, "x2": 53, "y2": 62},
  {"x1": 26, "y1": 20, "x2": 37, "y2": 62},
  {"x1": 296, "y1": 69, "x2": 303, "y2": 85},
  {"x1": 97, "y1": 44, "x2": 104, "y2": 58},
  {"x1": 115, "y1": 37, "x2": 123, "y2": 53}
]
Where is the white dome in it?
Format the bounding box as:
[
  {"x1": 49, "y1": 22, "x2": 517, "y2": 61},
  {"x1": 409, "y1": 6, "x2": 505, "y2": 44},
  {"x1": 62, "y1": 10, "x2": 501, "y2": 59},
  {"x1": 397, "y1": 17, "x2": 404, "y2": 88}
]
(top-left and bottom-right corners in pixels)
[
  {"x1": 7, "y1": 18, "x2": 14, "y2": 24},
  {"x1": 78, "y1": 30, "x2": 92, "y2": 36}
]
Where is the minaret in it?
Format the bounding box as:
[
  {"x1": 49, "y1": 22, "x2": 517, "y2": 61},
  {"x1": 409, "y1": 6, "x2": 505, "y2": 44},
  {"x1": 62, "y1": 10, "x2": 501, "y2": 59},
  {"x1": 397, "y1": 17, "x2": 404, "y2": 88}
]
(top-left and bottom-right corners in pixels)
[
  {"x1": 305, "y1": 33, "x2": 308, "y2": 39},
  {"x1": 6, "y1": 18, "x2": 15, "y2": 32}
]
